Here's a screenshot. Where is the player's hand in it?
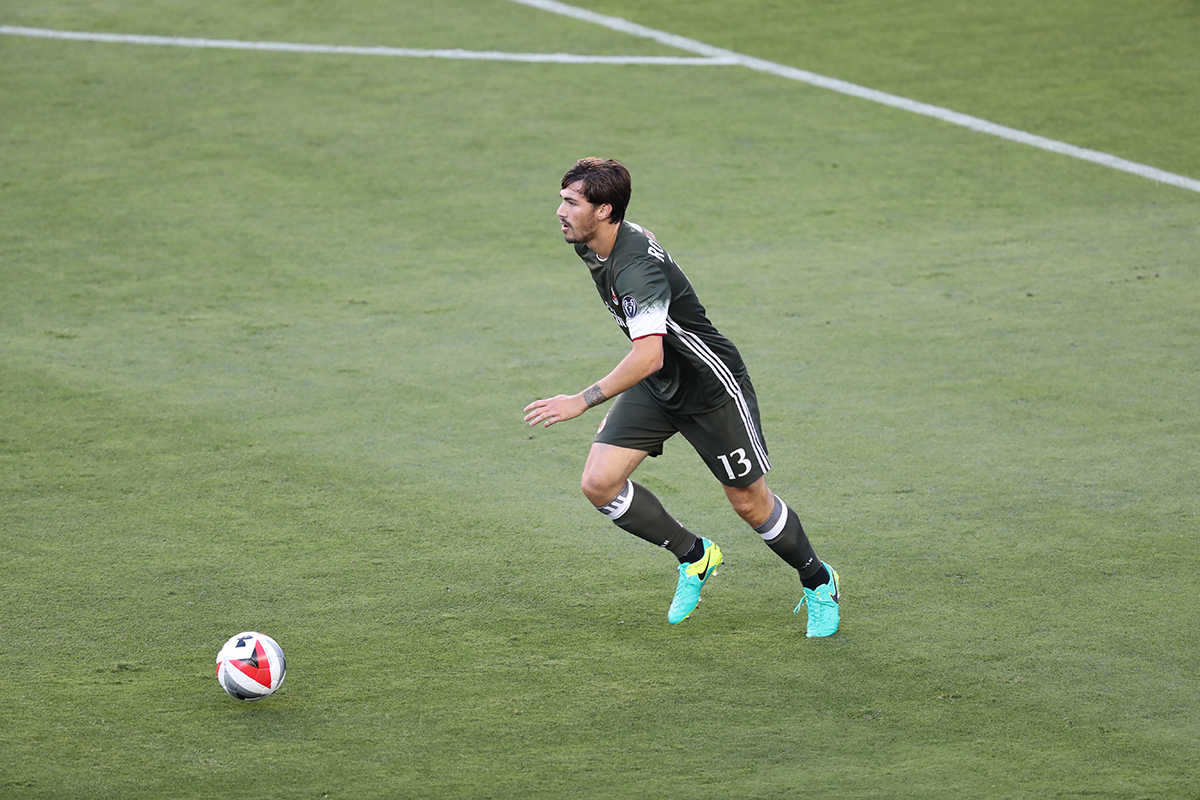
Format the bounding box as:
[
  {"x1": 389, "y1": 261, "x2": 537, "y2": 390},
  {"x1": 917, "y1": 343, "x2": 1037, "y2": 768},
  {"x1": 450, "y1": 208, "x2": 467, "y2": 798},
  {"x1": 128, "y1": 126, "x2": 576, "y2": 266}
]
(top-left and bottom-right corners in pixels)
[{"x1": 523, "y1": 394, "x2": 587, "y2": 428}]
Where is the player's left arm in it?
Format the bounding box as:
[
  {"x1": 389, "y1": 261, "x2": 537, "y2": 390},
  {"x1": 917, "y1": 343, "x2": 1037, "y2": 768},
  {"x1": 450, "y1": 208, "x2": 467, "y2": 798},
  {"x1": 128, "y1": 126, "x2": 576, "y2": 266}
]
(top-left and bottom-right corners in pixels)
[{"x1": 523, "y1": 335, "x2": 663, "y2": 428}]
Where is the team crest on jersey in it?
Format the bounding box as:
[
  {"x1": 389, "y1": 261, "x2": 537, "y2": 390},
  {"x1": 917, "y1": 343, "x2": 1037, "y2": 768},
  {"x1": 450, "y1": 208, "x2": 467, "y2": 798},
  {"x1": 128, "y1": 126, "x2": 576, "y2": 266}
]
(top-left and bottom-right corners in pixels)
[{"x1": 621, "y1": 295, "x2": 639, "y2": 318}]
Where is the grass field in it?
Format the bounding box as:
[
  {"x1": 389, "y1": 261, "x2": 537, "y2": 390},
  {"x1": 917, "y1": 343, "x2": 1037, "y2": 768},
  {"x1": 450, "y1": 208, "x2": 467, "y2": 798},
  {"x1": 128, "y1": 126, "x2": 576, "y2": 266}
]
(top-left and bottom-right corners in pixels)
[{"x1": 2, "y1": 1, "x2": 1198, "y2": 797}]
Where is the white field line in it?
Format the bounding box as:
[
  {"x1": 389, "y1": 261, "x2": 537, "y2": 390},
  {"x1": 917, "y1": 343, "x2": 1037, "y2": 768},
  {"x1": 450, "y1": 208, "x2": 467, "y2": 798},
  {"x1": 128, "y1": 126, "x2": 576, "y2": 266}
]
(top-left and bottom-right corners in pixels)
[
  {"x1": 4, "y1": 12, "x2": 1197, "y2": 194},
  {"x1": 510, "y1": 0, "x2": 1200, "y2": 195},
  {"x1": 0, "y1": 25, "x2": 734, "y2": 65}
]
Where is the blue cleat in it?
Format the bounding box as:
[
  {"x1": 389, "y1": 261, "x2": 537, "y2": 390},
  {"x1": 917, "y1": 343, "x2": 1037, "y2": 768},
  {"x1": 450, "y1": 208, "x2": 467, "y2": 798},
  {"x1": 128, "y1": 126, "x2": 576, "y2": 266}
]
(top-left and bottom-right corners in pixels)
[
  {"x1": 794, "y1": 564, "x2": 840, "y2": 637},
  {"x1": 667, "y1": 538, "x2": 723, "y2": 624}
]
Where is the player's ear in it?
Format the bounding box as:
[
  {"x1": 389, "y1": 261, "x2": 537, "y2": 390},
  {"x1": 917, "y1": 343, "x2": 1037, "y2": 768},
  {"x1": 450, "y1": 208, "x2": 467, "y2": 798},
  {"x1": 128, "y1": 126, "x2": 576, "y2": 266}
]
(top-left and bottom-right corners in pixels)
[{"x1": 597, "y1": 203, "x2": 613, "y2": 222}]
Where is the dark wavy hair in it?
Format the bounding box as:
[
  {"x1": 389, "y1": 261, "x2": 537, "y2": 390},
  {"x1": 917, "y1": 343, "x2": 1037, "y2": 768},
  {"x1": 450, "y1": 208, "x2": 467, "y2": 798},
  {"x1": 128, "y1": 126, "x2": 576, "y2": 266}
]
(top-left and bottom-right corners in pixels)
[{"x1": 561, "y1": 158, "x2": 631, "y2": 224}]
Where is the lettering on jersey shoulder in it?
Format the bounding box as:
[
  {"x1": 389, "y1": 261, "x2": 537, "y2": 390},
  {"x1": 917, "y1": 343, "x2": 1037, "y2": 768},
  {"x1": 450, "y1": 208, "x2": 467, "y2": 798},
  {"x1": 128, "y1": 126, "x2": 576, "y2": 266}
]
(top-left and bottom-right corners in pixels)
[
  {"x1": 647, "y1": 240, "x2": 666, "y2": 263},
  {"x1": 621, "y1": 295, "x2": 639, "y2": 318}
]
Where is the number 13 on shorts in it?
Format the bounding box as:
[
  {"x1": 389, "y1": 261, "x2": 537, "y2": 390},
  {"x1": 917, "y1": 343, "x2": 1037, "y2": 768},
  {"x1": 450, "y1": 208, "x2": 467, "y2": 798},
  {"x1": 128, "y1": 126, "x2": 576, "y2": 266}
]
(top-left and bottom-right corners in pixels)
[{"x1": 717, "y1": 448, "x2": 754, "y2": 481}]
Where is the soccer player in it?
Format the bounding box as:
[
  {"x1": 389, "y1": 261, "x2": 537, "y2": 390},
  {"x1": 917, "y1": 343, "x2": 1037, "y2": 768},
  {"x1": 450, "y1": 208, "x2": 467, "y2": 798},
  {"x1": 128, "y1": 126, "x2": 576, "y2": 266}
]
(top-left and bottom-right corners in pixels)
[{"x1": 524, "y1": 158, "x2": 840, "y2": 637}]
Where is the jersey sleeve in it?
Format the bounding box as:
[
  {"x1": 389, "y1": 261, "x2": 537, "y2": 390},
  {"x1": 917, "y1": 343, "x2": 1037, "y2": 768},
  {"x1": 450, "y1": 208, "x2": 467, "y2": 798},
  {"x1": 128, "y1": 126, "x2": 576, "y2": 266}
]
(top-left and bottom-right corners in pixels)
[{"x1": 614, "y1": 258, "x2": 670, "y2": 340}]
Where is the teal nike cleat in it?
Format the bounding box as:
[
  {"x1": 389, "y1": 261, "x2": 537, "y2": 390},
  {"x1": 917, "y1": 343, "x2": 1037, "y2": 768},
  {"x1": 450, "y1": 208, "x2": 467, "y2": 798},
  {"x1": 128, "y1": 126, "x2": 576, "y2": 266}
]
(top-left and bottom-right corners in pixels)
[
  {"x1": 794, "y1": 564, "x2": 840, "y2": 637},
  {"x1": 667, "y1": 538, "x2": 723, "y2": 624}
]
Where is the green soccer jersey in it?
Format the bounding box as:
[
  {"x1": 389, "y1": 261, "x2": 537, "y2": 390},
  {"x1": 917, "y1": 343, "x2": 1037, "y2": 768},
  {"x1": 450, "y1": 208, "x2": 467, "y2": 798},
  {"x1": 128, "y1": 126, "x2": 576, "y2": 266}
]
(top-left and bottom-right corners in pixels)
[{"x1": 575, "y1": 221, "x2": 750, "y2": 415}]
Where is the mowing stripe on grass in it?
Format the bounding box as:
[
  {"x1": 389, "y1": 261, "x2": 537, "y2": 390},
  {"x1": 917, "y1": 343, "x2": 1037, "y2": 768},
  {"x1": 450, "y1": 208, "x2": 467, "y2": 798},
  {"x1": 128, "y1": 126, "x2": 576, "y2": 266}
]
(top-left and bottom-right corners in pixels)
[
  {"x1": 4, "y1": 10, "x2": 1198, "y2": 195},
  {"x1": 0, "y1": 25, "x2": 735, "y2": 65},
  {"x1": 510, "y1": 0, "x2": 1200, "y2": 195}
]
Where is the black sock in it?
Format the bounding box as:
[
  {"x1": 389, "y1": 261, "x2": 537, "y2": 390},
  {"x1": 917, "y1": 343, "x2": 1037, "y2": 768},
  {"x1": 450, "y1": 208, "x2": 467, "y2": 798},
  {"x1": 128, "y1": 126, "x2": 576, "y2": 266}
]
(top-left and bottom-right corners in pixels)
[
  {"x1": 596, "y1": 480, "x2": 699, "y2": 560},
  {"x1": 754, "y1": 495, "x2": 823, "y2": 580},
  {"x1": 677, "y1": 536, "x2": 706, "y2": 564},
  {"x1": 799, "y1": 562, "x2": 830, "y2": 590}
]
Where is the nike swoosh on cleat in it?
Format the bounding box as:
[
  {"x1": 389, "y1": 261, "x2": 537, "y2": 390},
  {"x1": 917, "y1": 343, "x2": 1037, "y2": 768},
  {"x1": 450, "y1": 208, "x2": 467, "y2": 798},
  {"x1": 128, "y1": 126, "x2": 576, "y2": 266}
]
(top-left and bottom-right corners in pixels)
[{"x1": 697, "y1": 553, "x2": 719, "y2": 581}]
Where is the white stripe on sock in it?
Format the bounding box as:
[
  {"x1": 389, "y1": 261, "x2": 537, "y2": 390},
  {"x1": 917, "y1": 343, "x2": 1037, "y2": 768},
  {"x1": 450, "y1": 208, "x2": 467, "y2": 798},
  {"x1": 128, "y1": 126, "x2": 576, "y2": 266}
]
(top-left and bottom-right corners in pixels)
[
  {"x1": 596, "y1": 479, "x2": 635, "y2": 520},
  {"x1": 755, "y1": 495, "x2": 789, "y2": 542}
]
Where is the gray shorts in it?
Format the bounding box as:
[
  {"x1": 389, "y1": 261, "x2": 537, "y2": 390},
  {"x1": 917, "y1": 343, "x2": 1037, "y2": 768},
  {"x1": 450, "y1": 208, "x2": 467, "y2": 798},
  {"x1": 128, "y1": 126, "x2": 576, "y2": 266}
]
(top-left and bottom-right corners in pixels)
[{"x1": 594, "y1": 380, "x2": 771, "y2": 488}]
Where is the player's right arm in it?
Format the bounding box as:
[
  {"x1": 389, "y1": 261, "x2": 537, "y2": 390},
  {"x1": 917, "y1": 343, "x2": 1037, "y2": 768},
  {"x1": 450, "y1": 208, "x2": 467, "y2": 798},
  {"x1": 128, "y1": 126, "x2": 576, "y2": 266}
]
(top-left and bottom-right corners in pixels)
[{"x1": 523, "y1": 335, "x2": 663, "y2": 428}]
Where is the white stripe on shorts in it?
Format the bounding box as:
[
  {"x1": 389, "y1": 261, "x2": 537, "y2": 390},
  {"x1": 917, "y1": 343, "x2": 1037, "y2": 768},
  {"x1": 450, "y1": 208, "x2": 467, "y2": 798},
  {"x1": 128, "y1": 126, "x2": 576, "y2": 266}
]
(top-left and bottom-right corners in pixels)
[{"x1": 665, "y1": 317, "x2": 771, "y2": 472}]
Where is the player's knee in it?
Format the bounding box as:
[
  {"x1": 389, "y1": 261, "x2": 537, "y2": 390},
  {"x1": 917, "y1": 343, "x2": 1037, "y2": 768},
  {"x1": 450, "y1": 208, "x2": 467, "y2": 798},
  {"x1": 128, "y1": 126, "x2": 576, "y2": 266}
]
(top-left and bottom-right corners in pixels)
[
  {"x1": 580, "y1": 471, "x2": 619, "y2": 508},
  {"x1": 728, "y1": 494, "x2": 758, "y2": 523},
  {"x1": 725, "y1": 481, "x2": 774, "y2": 528}
]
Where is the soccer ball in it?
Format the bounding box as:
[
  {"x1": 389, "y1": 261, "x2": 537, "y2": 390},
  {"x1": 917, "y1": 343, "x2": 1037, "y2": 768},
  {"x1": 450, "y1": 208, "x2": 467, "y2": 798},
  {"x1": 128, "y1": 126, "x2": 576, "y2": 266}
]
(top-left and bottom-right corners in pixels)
[{"x1": 216, "y1": 631, "x2": 286, "y2": 701}]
